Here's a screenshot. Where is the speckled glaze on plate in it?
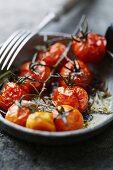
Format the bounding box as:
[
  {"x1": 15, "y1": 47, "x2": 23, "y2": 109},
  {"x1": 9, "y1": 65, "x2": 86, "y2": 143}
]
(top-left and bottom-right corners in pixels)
[{"x1": 0, "y1": 31, "x2": 113, "y2": 145}]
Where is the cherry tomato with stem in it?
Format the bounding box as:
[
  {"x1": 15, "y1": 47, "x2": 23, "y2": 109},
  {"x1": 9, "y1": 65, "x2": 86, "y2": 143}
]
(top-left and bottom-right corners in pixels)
[
  {"x1": 20, "y1": 61, "x2": 51, "y2": 91},
  {"x1": 72, "y1": 33, "x2": 107, "y2": 63},
  {"x1": 0, "y1": 82, "x2": 30, "y2": 111},
  {"x1": 5, "y1": 100, "x2": 36, "y2": 126},
  {"x1": 53, "y1": 105, "x2": 84, "y2": 131},
  {"x1": 52, "y1": 86, "x2": 88, "y2": 113},
  {"x1": 38, "y1": 43, "x2": 66, "y2": 66},
  {"x1": 59, "y1": 59, "x2": 92, "y2": 88}
]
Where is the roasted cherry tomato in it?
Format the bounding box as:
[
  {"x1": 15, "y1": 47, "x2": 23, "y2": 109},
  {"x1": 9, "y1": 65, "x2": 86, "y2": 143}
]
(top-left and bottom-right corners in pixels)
[
  {"x1": 20, "y1": 61, "x2": 31, "y2": 72},
  {"x1": 0, "y1": 82, "x2": 30, "y2": 111},
  {"x1": 53, "y1": 105, "x2": 84, "y2": 131},
  {"x1": 38, "y1": 43, "x2": 66, "y2": 66},
  {"x1": 20, "y1": 61, "x2": 51, "y2": 90},
  {"x1": 72, "y1": 33, "x2": 107, "y2": 63},
  {"x1": 5, "y1": 100, "x2": 35, "y2": 126},
  {"x1": 59, "y1": 60, "x2": 92, "y2": 88},
  {"x1": 52, "y1": 86, "x2": 88, "y2": 113},
  {"x1": 26, "y1": 111, "x2": 56, "y2": 132}
]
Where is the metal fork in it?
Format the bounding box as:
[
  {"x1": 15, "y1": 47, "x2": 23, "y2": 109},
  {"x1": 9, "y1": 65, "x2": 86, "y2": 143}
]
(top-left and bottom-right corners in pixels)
[{"x1": 0, "y1": 0, "x2": 81, "y2": 70}]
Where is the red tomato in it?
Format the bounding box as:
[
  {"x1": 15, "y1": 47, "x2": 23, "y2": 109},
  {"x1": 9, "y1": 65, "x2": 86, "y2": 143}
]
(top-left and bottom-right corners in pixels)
[
  {"x1": 59, "y1": 60, "x2": 92, "y2": 88},
  {"x1": 52, "y1": 86, "x2": 88, "y2": 113},
  {"x1": 20, "y1": 61, "x2": 51, "y2": 90},
  {"x1": 72, "y1": 33, "x2": 107, "y2": 63},
  {"x1": 20, "y1": 70, "x2": 41, "y2": 90},
  {"x1": 38, "y1": 43, "x2": 66, "y2": 66},
  {"x1": 20, "y1": 61, "x2": 31, "y2": 72},
  {"x1": 0, "y1": 82, "x2": 30, "y2": 111},
  {"x1": 53, "y1": 105, "x2": 84, "y2": 131},
  {"x1": 5, "y1": 100, "x2": 35, "y2": 126},
  {"x1": 26, "y1": 111, "x2": 56, "y2": 132}
]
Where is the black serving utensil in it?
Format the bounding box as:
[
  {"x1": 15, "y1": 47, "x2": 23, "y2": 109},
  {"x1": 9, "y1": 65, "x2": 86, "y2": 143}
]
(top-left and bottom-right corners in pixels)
[{"x1": 105, "y1": 24, "x2": 113, "y2": 53}]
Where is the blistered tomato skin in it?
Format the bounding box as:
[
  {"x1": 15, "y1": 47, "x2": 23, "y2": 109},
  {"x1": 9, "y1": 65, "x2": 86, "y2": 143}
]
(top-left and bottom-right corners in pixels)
[
  {"x1": 38, "y1": 43, "x2": 66, "y2": 66},
  {"x1": 20, "y1": 70, "x2": 42, "y2": 90},
  {"x1": 20, "y1": 61, "x2": 51, "y2": 90},
  {"x1": 59, "y1": 60, "x2": 92, "y2": 88},
  {"x1": 5, "y1": 103, "x2": 31, "y2": 126},
  {"x1": 0, "y1": 82, "x2": 30, "y2": 111},
  {"x1": 72, "y1": 33, "x2": 107, "y2": 63},
  {"x1": 53, "y1": 105, "x2": 84, "y2": 131},
  {"x1": 52, "y1": 86, "x2": 88, "y2": 113},
  {"x1": 26, "y1": 112, "x2": 56, "y2": 132}
]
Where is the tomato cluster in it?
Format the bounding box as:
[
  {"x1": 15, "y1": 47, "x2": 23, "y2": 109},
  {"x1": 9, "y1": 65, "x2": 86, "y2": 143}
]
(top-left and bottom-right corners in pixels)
[{"x1": 0, "y1": 32, "x2": 107, "y2": 132}]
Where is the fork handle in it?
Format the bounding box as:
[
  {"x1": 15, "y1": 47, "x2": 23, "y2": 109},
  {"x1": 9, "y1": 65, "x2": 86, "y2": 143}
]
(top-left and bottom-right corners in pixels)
[
  {"x1": 34, "y1": 0, "x2": 81, "y2": 32},
  {"x1": 0, "y1": 0, "x2": 81, "y2": 48},
  {"x1": 57, "y1": 0, "x2": 80, "y2": 15}
]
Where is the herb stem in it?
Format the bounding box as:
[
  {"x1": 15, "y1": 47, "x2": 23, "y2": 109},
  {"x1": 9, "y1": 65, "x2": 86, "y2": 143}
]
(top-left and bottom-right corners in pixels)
[
  {"x1": 39, "y1": 42, "x2": 73, "y2": 97},
  {"x1": 38, "y1": 15, "x2": 86, "y2": 97}
]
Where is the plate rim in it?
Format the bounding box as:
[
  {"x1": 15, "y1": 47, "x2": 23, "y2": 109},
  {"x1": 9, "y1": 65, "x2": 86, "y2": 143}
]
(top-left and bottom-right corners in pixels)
[{"x1": 0, "y1": 113, "x2": 113, "y2": 138}]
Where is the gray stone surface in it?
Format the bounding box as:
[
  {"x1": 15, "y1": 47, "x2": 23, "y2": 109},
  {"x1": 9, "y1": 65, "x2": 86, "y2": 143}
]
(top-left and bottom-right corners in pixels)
[{"x1": 1, "y1": 0, "x2": 113, "y2": 169}]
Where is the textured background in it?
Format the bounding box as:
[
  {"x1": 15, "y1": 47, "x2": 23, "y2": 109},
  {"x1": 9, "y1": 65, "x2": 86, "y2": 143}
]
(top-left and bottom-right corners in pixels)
[{"x1": 1, "y1": 0, "x2": 113, "y2": 170}]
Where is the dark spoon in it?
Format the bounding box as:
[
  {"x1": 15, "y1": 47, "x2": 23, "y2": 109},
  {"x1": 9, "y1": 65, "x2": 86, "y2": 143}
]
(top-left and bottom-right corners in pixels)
[{"x1": 105, "y1": 24, "x2": 113, "y2": 53}]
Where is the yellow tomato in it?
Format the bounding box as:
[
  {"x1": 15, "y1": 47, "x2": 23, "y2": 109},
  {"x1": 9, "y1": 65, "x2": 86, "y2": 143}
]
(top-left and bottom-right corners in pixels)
[{"x1": 26, "y1": 112, "x2": 56, "y2": 132}]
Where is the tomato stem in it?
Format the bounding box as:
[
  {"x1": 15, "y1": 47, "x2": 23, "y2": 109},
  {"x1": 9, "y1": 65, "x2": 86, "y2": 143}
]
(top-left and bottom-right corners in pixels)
[{"x1": 38, "y1": 15, "x2": 87, "y2": 97}]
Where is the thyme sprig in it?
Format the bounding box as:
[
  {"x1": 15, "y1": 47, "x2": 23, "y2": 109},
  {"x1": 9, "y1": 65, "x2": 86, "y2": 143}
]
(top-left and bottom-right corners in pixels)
[
  {"x1": 0, "y1": 70, "x2": 17, "y2": 87},
  {"x1": 15, "y1": 93, "x2": 55, "y2": 113},
  {"x1": 15, "y1": 95, "x2": 39, "y2": 113},
  {"x1": 16, "y1": 76, "x2": 43, "y2": 85}
]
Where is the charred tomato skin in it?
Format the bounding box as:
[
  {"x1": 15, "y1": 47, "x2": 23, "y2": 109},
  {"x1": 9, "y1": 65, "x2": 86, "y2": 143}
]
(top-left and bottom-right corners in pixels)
[
  {"x1": 53, "y1": 105, "x2": 84, "y2": 131},
  {"x1": 72, "y1": 33, "x2": 107, "y2": 63},
  {"x1": 59, "y1": 60, "x2": 92, "y2": 88},
  {"x1": 52, "y1": 86, "x2": 88, "y2": 113},
  {"x1": 26, "y1": 111, "x2": 56, "y2": 132}
]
